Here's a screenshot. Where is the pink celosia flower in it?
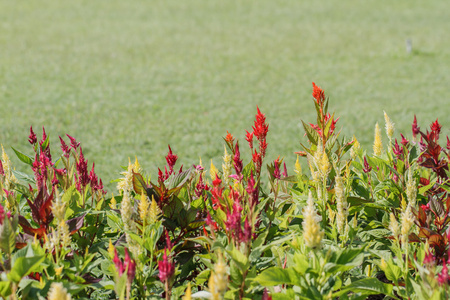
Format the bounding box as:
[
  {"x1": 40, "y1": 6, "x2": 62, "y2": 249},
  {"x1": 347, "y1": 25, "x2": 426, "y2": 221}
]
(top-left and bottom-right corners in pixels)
[
  {"x1": 273, "y1": 159, "x2": 281, "y2": 179},
  {"x1": 28, "y1": 126, "x2": 37, "y2": 145},
  {"x1": 66, "y1": 134, "x2": 80, "y2": 150},
  {"x1": 282, "y1": 162, "x2": 288, "y2": 178},
  {"x1": 438, "y1": 261, "x2": 449, "y2": 286},
  {"x1": 113, "y1": 248, "x2": 136, "y2": 283},
  {"x1": 158, "y1": 249, "x2": 174, "y2": 282},
  {"x1": 246, "y1": 171, "x2": 258, "y2": 208},
  {"x1": 412, "y1": 115, "x2": 420, "y2": 138},
  {"x1": 59, "y1": 136, "x2": 70, "y2": 158},
  {"x1": 363, "y1": 156, "x2": 372, "y2": 173},
  {"x1": 400, "y1": 134, "x2": 409, "y2": 146},
  {"x1": 75, "y1": 148, "x2": 89, "y2": 191},
  {"x1": 233, "y1": 144, "x2": 243, "y2": 181}
]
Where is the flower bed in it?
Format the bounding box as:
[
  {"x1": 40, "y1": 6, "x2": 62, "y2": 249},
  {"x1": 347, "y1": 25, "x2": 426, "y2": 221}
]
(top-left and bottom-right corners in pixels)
[{"x1": 0, "y1": 83, "x2": 448, "y2": 299}]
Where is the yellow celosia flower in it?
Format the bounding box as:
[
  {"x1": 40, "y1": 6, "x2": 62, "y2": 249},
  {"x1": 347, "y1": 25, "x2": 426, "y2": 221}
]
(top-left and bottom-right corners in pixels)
[
  {"x1": 302, "y1": 192, "x2": 323, "y2": 249},
  {"x1": 52, "y1": 189, "x2": 65, "y2": 221},
  {"x1": 373, "y1": 123, "x2": 383, "y2": 156},
  {"x1": 55, "y1": 266, "x2": 63, "y2": 276},
  {"x1": 320, "y1": 152, "x2": 331, "y2": 178},
  {"x1": 401, "y1": 204, "x2": 414, "y2": 248},
  {"x1": 139, "y1": 192, "x2": 150, "y2": 225},
  {"x1": 108, "y1": 239, "x2": 115, "y2": 258},
  {"x1": 350, "y1": 136, "x2": 360, "y2": 159},
  {"x1": 117, "y1": 157, "x2": 141, "y2": 193},
  {"x1": 149, "y1": 195, "x2": 160, "y2": 224},
  {"x1": 109, "y1": 194, "x2": 117, "y2": 209},
  {"x1": 389, "y1": 212, "x2": 400, "y2": 240},
  {"x1": 48, "y1": 282, "x2": 71, "y2": 300},
  {"x1": 222, "y1": 146, "x2": 232, "y2": 186},
  {"x1": 335, "y1": 174, "x2": 348, "y2": 235},
  {"x1": 294, "y1": 155, "x2": 302, "y2": 175},
  {"x1": 406, "y1": 167, "x2": 417, "y2": 207},
  {"x1": 210, "y1": 160, "x2": 219, "y2": 181},
  {"x1": 384, "y1": 111, "x2": 395, "y2": 141}
]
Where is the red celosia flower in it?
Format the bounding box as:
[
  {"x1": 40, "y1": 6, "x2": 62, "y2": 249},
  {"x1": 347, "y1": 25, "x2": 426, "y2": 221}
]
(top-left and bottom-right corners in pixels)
[
  {"x1": 233, "y1": 144, "x2": 243, "y2": 181},
  {"x1": 282, "y1": 162, "x2": 288, "y2": 178},
  {"x1": 113, "y1": 248, "x2": 136, "y2": 283},
  {"x1": 0, "y1": 203, "x2": 4, "y2": 224},
  {"x1": 412, "y1": 115, "x2": 420, "y2": 138},
  {"x1": 28, "y1": 126, "x2": 37, "y2": 145},
  {"x1": 246, "y1": 171, "x2": 258, "y2": 208},
  {"x1": 252, "y1": 150, "x2": 261, "y2": 167},
  {"x1": 363, "y1": 156, "x2": 372, "y2": 173},
  {"x1": 423, "y1": 251, "x2": 435, "y2": 266},
  {"x1": 158, "y1": 249, "x2": 175, "y2": 282},
  {"x1": 66, "y1": 134, "x2": 80, "y2": 150},
  {"x1": 89, "y1": 163, "x2": 105, "y2": 194},
  {"x1": 59, "y1": 136, "x2": 70, "y2": 158},
  {"x1": 312, "y1": 82, "x2": 325, "y2": 106},
  {"x1": 165, "y1": 145, "x2": 178, "y2": 174},
  {"x1": 195, "y1": 175, "x2": 209, "y2": 198},
  {"x1": 245, "y1": 130, "x2": 254, "y2": 149},
  {"x1": 273, "y1": 159, "x2": 281, "y2": 179},
  {"x1": 438, "y1": 261, "x2": 449, "y2": 286},
  {"x1": 252, "y1": 107, "x2": 269, "y2": 141},
  {"x1": 430, "y1": 119, "x2": 442, "y2": 135},
  {"x1": 392, "y1": 139, "x2": 402, "y2": 159},
  {"x1": 400, "y1": 134, "x2": 409, "y2": 146},
  {"x1": 241, "y1": 217, "x2": 252, "y2": 244},
  {"x1": 75, "y1": 148, "x2": 90, "y2": 191}
]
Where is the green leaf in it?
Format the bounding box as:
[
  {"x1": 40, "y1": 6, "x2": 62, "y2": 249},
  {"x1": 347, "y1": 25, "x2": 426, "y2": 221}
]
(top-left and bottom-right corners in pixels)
[
  {"x1": 62, "y1": 185, "x2": 82, "y2": 219},
  {"x1": 7, "y1": 255, "x2": 45, "y2": 283},
  {"x1": 0, "y1": 215, "x2": 17, "y2": 255},
  {"x1": 11, "y1": 170, "x2": 35, "y2": 184},
  {"x1": 255, "y1": 267, "x2": 296, "y2": 286},
  {"x1": 333, "y1": 278, "x2": 393, "y2": 298},
  {"x1": 0, "y1": 281, "x2": 11, "y2": 298},
  {"x1": 226, "y1": 246, "x2": 249, "y2": 273},
  {"x1": 11, "y1": 147, "x2": 34, "y2": 166},
  {"x1": 302, "y1": 120, "x2": 319, "y2": 146}
]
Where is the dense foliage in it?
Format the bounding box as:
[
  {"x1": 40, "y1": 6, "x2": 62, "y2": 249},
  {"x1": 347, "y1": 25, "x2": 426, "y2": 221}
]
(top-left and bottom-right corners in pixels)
[{"x1": 0, "y1": 84, "x2": 449, "y2": 299}]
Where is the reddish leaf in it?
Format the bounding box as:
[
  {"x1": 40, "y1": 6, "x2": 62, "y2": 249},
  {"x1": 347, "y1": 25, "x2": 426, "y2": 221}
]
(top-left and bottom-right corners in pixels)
[{"x1": 67, "y1": 213, "x2": 86, "y2": 234}]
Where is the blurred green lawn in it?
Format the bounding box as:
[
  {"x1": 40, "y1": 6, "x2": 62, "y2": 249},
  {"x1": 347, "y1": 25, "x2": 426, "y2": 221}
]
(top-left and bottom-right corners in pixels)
[{"x1": 1, "y1": 0, "x2": 449, "y2": 190}]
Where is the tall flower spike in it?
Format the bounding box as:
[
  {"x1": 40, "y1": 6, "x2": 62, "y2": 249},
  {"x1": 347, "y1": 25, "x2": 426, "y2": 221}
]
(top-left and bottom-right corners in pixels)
[
  {"x1": 412, "y1": 115, "x2": 420, "y2": 140},
  {"x1": 210, "y1": 160, "x2": 219, "y2": 181},
  {"x1": 28, "y1": 126, "x2": 37, "y2": 145},
  {"x1": 222, "y1": 146, "x2": 232, "y2": 186},
  {"x1": 158, "y1": 249, "x2": 174, "y2": 282},
  {"x1": 312, "y1": 82, "x2": 325, "y2": 107},
  {"x1": 335, "y1": 174, "x2": 348, "y2": 235},
  {"x1": 302, "y1": 192, "x2": 323, "y2": 248},
  {"x1": 389, "y1": 213, "x2": 400, "y2": 241},
  {"x1": 384, "y1": 111, "x2": 395, "y2": 142},
  {"x1": 294, "y1": 155, "x2": 302, "y2": 174},
  {"x1": 373, "y1": 123, "x2": 383, "y2": 156},
  {"x1": 139, "y1": 192, "x2": 150, "y2": 225},
  {"x1": 400, "y1": 204, "x2": 414, "y2": 248},
  {"x1": 350, "y1": 136, "x2": 360, "y2": 160}
]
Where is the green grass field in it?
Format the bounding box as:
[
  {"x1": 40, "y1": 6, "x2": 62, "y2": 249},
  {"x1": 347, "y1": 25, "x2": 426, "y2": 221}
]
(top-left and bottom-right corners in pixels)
[{"x1": 1, "y1": 0, "x2": 449, "y2": 190}]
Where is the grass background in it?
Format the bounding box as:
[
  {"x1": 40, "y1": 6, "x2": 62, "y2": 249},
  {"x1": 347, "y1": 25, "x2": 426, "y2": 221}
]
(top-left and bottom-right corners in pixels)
[{"x1": 1, "y1": 0, "x2": 449, "y2": 190}]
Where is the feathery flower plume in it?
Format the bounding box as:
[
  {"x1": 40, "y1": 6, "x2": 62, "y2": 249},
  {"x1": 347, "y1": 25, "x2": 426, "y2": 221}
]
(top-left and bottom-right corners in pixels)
[
  {"x1": 406, "y1": 167, "x2": 417, "y2": 207},
  {"x1": 350, "y1": 136, "x2": 360, "y2": 160},
  {"x1": 28, "y1": 126, "x2": 37, "y2": 145},
  {"x1": 412, "y1": 115, "x2": 420, "y2": 140},
  {"x1": 401, "y1": 204, "x2": 414, "y2": 248},
  {"x1": 302, "y1": 192, "x2": 323, "y2": 249},
  {"x1": 139, "y1": 192, "x2": 150, "y2": 225},
  {"x1": 210, "y1": 160, "x2": 219, "y2": 181},
  {"x1": 373, "y1": 123, "x2": 383, "y2": 156},
  {"x1": 335, "y1": 174, "x2": 348, "y2": 235},
  {"x1": 363, "y1": 156, "x2": 372, "y2": 173},
  {"x1": 232, "y1": 144, "x2": 243, "y2": 181},
  {"x1": 384, "y1": 111, "x2": 395, "y2": 143},
  {"x1": 294, "y1": 155, "x2": 302, "y2": 175},
  {"x1": 48, "y1": 282, "x2": 72, "y2": 300},
  {"x1": 389, "y1": 213, "x2": 400, "y2": 241},
  {"x1": 158, "y1": 249, "x2": 175, "y2": 282},
  {"x1": 149, "y1": 195, "x2": 160, "y2": 224},
  {"x1": 209, "y1": 254, "x2": 228, "y2": 300},
  {"x1": 312, "y1": 82, "x2": 325, "y2": 107},
  {"x1": 117, "y1": 157, "x2": 141, "y2": 193},
  {"x1": 222, "y1": 146, "x2": 232, "y2": 186},
  {"x1": 165, "y1": 145, "x2": 178, "y2": 174}
]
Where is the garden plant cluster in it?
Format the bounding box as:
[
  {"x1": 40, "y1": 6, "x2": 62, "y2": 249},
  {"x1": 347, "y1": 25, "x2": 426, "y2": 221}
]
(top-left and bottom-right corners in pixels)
[{"x1": 0, "y1": 83, "x2": 449, "y2": 299}]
